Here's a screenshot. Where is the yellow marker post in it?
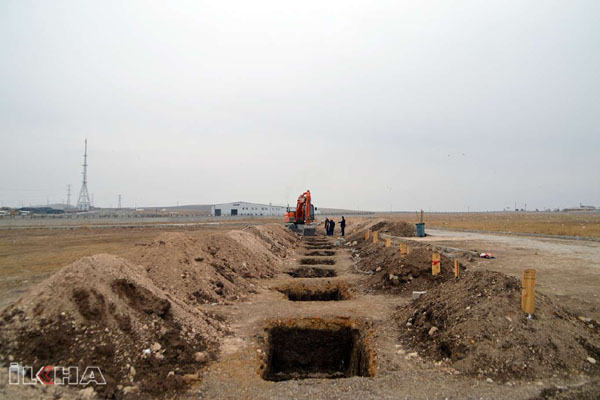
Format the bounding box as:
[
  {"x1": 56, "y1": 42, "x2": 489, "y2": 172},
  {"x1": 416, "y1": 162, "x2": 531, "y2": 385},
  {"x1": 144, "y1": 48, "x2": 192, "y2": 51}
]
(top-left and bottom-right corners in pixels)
[
  {"x1": 373, "y1": 231, "x2": 379, "y2": 243},
  {"x1": 454, "y1": 259, "x2": 460, "y2": 278},
  {"x1": 522, "y1": 269, "x2": 537, "y2": 317},
  {"x1": 406, "y1": 245, "x2": 410, "y2": 255},
  {"x1": 432, "y1": 253, "x2": 441, "y2": 275},
  {"x1": 385, "y1": 238, "x2": 391, "y2": 247},
  {"x1": 365, "y1": 230, "x2": 370, "y2": 240},
  {"x1": 400, "y1": 242, "x2": 407, "y2": 256}
]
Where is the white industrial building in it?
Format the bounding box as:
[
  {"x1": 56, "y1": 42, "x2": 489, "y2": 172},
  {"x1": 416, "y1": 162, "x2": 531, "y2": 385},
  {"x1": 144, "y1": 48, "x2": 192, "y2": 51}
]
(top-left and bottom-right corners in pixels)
[{"x1": 210, "y1": 202, "x2": 287, "y2": 217}]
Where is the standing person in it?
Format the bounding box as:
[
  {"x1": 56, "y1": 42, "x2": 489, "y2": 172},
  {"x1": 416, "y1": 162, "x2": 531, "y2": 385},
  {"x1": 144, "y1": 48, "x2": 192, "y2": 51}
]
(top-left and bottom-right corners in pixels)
[
  {"x1": 324, "y1": 218, "x2": 330, "y2": 236},
  {"x1": 340, "y1": 216, "x2": 346, "y2": 236},
  {"x1": 329, "y1": 219, "x2": 336, "y2": 236}
]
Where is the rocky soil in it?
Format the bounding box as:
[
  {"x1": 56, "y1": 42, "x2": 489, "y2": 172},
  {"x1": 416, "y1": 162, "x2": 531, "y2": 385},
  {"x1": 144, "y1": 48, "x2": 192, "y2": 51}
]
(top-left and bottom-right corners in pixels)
[
  {"x1": 346, "y1": 218, "x2": 416, "y2": 242},
  {"x1": 395, "y1": 270, "x2": 600, "y2": 382},
  {"x1": 352, "y1": 240, "x2": 461, "y2": 294}
]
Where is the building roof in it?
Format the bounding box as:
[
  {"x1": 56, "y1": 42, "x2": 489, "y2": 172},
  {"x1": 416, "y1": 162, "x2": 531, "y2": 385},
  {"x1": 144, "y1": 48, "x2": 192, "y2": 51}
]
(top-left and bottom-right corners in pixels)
[{"x1": 212, "y1": 201, "x2": 286, "y2": 208}]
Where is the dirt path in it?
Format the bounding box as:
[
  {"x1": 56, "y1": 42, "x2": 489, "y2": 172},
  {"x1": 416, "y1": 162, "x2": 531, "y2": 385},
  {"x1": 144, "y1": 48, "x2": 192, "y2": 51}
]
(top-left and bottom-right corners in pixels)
[
  {"x1": 416, "y1": 228, "x2": 600, "y2": 321},
  {"x1": 190, "y1": 235, "x2": 576, "y2": 399}
]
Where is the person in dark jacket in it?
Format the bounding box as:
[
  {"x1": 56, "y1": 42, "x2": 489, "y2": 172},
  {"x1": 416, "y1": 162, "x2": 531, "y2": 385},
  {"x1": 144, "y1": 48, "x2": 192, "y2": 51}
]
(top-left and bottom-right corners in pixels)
[
  {"x1": 329, "y1": 219, "x2": 335, "y2": 236},
  {"x1": 340, "y1": 216, "x2": 346, "y2": 236},
  {"x1": 324, "y1": 218, "x2": 330, "y2": 235}
]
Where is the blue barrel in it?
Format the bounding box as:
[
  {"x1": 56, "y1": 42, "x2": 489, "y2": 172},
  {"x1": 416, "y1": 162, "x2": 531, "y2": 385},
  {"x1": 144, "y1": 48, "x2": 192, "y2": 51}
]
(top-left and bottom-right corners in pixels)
[{"x1": 415, "y1": 223, "x2": 425, "y2": 237}]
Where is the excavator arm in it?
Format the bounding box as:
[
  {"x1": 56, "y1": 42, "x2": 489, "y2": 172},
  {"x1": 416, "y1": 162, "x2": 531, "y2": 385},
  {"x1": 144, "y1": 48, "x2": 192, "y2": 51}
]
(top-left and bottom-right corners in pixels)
[{"x1": 294, "y1": 190, "x2": 313, "y2": 224}]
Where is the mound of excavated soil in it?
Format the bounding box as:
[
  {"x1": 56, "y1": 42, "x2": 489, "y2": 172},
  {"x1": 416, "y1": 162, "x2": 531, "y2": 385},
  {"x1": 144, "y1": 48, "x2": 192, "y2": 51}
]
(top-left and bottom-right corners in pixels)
[
  {"x1": 129, "y1": 224, "x2": 298, "y2": 306},
  {"x1": 0, "y1": 223, "x2": 299, "y2": 399},
  {"x1": 345, "y1": 218, "x2": 416, "y2": 243},
  {"x1": 0, "y1": 254, "x2": 226, "y2": 399},
  {"x1": 345, "y1": 219, "x2": 377, "y2": 242},
  {"x1": 244, "y1": 224, "x2": 299, "y2": 258},
  {"x1": 395, "y1": 270, "x2": 600, "y2": 381},
  {"x1": 130, "y1": 232, "x2": 237, "y2": 306},
  {"x1": 370, "y1": 220, "x2": 416, "y2": 237},
  {"x1": 353, "y1": 241, "x2": 460, "y2": 293}
]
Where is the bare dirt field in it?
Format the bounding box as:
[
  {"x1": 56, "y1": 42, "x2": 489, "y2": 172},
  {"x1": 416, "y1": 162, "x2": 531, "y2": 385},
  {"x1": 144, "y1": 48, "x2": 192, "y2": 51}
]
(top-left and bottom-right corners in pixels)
[
  {"x1": 0, "y1": 215, "x2": 599, "y2": 399},
  {"x1": 383, "y1": 212, "x2": 600, "y2": 239},
  {"x1": 0, "y1": 219, "x2": 276, "y2": 309},
  {"x1": 415, "y1": 228, "x2": 600, "y2": 321}
]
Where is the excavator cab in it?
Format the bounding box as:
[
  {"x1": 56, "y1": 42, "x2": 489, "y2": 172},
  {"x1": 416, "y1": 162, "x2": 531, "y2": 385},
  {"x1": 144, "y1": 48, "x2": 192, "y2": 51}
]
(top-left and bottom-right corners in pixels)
[{"x1": 285, "y1": 209, "x2": 295, "y2": 223}]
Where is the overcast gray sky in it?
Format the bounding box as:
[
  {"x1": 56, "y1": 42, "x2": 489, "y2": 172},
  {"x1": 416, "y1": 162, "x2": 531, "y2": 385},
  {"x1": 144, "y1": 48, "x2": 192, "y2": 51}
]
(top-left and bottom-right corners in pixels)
[{"x1": 1, "y1": 1, "x2": 599, "y2": 211}]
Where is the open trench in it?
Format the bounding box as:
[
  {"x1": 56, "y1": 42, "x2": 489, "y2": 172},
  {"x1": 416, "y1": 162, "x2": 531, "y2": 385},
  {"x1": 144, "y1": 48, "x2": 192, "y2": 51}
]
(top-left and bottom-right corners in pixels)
[{"x1": 193, "y1": 233, "x2": 549, "y2": 399}]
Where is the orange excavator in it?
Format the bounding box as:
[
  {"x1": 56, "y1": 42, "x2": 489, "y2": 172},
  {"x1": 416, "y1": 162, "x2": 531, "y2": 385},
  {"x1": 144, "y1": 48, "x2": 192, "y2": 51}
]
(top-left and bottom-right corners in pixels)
[{"x1": 285, "y1": 190, "x2": 316, "y2": 236}]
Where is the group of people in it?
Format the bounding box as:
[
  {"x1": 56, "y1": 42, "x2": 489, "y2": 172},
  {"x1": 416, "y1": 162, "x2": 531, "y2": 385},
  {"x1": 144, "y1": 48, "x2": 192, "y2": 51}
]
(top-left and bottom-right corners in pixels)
[{"x1": 324, "y1": 216, "x2": 346, "y2": 236}]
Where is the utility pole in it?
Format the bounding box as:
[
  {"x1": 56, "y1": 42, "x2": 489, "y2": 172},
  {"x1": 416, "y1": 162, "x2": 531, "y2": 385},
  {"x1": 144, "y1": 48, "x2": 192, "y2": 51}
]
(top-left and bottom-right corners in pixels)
[{"x1": 118, "y1": 194, "x2": 122, "y2": 210}]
